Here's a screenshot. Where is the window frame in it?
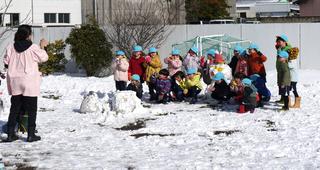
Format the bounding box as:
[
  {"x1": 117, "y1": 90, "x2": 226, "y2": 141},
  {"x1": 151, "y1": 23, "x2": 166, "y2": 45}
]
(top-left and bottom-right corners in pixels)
[{"x1": 44, "y1": 13, "x2": 57, "y2": 23}]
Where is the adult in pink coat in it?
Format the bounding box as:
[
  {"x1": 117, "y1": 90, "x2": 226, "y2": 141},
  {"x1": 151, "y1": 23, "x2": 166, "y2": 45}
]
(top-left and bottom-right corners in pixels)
[{"x1": 3, "y1": 25, "x2": 48, "y2": 142}]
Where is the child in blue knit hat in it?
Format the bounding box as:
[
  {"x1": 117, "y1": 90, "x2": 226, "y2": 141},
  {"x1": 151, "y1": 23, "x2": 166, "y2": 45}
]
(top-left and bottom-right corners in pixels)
[
  {"x1": 238, "y1": 78, "x2": 258, "y2": 113},
  {"x1": 127, "y1": 74, "x2": 143, "y2": 99},
  {"x1": 276, "y1": 51, "x2": 291, "y2": 111},
  {"x1": 207, "y1": 72, "x2": 231, "y2": 104},
  {"x1": 183, "y1": 46, "x2": 200, "y2": 72},
  {"x1": 184, "y1": 68, "x2": 202, "y2": 104}
]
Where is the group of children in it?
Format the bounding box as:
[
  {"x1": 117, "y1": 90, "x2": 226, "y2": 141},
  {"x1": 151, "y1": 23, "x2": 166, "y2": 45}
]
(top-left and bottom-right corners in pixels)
[{"x1": 111, "y1": 34, "x2": 300, "y2": 113}]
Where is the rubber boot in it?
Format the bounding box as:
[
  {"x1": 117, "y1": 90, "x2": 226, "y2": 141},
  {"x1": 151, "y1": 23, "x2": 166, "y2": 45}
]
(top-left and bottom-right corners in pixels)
[
  {"x1": 3, "y1": 112, "x2": 19, "y2": 142},
  {"x1": 27, "y1": 127, "x2": 41, "y2": 142},
  {"x1": 237, "y1": 104, "x2": 246, "y2": 114},
  {"x1": 190, "y1": 97, "x2": 197, "y2": 104},
  {"x1": 291, "y1": 96, "x2": 301, "y2": 108},
  {"x1": 276, "y1": 96, "x2": 284, "y2": 104},
  {"x1": 280, "y1": 96, "x2": 289, "y2": 111},
  {"x1": 27, "y1": 112, "x2": 41, "y2": 142},
  {"x1": 3, "y1": 127, "x2": 19, "y2": 142}
]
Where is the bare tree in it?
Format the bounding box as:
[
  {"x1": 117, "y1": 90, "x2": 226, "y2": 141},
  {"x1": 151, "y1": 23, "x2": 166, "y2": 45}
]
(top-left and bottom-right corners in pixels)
[
  {"x1": 0, "y1": 0, "x2": 13, "y2": 39},
  {"x1": 0, "y1": 0, "x2": 32, "y2": 60},
  {"x1": 0, "y1": 0, "x2": 32, "y2": 39},
  {"x1": 103, "y1": 0, "x2": 184, "y2": 56}
]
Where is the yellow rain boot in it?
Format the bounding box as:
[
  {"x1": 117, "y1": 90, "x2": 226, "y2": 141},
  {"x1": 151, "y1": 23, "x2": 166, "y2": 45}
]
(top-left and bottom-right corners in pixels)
[{"x1": 291, "y1": 96, "x2": 301, "y2": 108}]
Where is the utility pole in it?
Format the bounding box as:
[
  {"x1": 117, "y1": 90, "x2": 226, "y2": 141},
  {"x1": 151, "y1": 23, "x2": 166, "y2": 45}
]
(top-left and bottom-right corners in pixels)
[
  {"x1": 31, "y1": 0, "x2": 34, "y2": 25},
  {"x1": 109, "y1": 0, "x2": 112, "y2": 22}
]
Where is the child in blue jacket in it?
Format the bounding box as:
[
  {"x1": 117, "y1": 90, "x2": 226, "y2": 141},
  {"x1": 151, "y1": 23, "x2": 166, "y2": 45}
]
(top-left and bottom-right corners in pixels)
[{"x1": 250, "y1": 74, "x2": 271, "y2": 107}]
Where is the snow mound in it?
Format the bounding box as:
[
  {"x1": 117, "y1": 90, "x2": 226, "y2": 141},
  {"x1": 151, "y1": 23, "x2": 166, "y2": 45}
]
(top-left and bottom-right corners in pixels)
[
  {"x1": 79, "y1": 91, "x2": 101, "y2": 113},
  {"x1": 110, "y1": 91, "x2": 144, "y2": 114},
  {"x1": 80, "y1": 91, "x2": 162, "y2": 126}
]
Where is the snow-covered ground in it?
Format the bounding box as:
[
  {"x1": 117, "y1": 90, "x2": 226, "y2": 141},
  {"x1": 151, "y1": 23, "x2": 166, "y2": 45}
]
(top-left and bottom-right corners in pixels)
[{"x1": 1, "y1": 70, "x2": 320, "y2": 169}]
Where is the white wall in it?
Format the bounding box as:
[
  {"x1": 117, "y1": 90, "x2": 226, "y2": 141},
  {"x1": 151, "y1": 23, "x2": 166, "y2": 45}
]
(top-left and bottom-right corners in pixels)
[
  {"x1": 0, "y1": 0, "x2": 81, "y2": 26},
  {"x1": 158, "y1": 23, "x2": 320, "y2": 71},
  {"x1": 1, "y1": 23, "x2": 320, "y2": 73}
]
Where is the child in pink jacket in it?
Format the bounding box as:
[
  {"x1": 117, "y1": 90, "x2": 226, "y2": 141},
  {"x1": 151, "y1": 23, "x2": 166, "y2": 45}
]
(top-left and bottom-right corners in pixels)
[
  {"x1": 3, "y1": 25, "x2": 48, "y2": 142},
  {"x1": 112, "y1": 50, "x2": 129, "y2": 91},
  {"x1": 164, "y1": 49, "x2": 182, "y2": 77}
]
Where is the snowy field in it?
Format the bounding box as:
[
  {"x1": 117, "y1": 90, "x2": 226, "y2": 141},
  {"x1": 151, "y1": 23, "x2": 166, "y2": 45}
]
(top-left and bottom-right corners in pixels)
[{"x1": 1, "y1": 70, "x2": 320, "y2": 169}]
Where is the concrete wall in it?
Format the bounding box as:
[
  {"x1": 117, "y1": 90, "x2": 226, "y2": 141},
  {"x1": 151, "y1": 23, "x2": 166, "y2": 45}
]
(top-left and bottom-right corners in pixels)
[
  {"x1": 0, "y1": 27, "x2": 77, "y2": 72},
  {"x1": 158, "y1": 23, "x2": 320, "y2": 71},
  {"x1": 1, "y1": 23, "x2": 320, "y2": 73}
]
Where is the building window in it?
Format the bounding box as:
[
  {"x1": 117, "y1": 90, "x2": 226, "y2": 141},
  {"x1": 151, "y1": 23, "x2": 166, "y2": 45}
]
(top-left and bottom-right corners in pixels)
[
  {"x1": 58, "y1": 13, "x2": 70, "y2": 23},
  {"x1": 44, "y1": 13, "x2": 56, "y2": 23},
  {"x1": 0, "y1": 13, "x2": 20, "y2": 26},
  {"x1": 11, "y1": 13, "x2": 19, "y2": 26},
  {"x1": 240, "y1": 12, "x2": 247, "y2": 18}
]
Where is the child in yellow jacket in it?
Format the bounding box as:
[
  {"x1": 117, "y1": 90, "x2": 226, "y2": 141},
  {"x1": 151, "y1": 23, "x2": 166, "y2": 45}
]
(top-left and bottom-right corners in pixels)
[
  {"x1": 145, "y1": 47, "x2": 162, "y2": 101},
  {"x1": 171, "y1": 71, "x2": 187, "y2": 102},
  {"x1": 184, "y1": 68, "x2": 203, "y2": 104}
]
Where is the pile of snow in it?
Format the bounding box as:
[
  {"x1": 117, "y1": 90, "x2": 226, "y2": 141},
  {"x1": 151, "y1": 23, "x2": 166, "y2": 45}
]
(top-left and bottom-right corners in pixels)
[
  {"x1": 79, "y1": 90, "x2": 161, "y2": 126},
  {"x1": 79, "y1": 91, "x2": 102, "y2": 113},
  {"x1": 110, "y1": 91, "x2": 145, "y2": 114}
]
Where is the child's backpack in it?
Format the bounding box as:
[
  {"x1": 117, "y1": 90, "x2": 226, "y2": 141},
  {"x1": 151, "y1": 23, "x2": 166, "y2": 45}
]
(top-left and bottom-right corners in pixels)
[{"x1": 288, "y1": 47, "x2": 299, "y2": 60}]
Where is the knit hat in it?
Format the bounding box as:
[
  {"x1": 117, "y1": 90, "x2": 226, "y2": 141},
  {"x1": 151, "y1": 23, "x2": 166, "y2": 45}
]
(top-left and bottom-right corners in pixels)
[
  {"x1": 242, "y1": 78, "x2": 252, "y2": 86},
  {"x1": 214, "y1": 53, "x2": 224, "y2": 63},
  {"x1": 116, "y1": 50, "x2": 125, "y2": 56},
  {"x1": 172, "y1": 49, "x2": 180, "y2": 56},
  {"x1": 277, "y1": 34, "x2": 288, "y2": 42},
  {"x1": 149, "y1": 47, "x2": 157, "y2": 53},
  {"x1": 250, "y1": 74, "x2": 260, "y2": 82},
  {"x1": 278, "y1": 51, "x2": 289, "y2": 59},
  {"x1": 133, "y1": 45, "x2": 143, "y2": 52},
  {"x1": 212, "y1": 72, "x2": 224, "y2": 81},
  {"x1": 248, "y1": 43, "x2": 259, "y2": 51},
  {"x1": 206, "y1": 49, "x2": 216, "y2": 56},
  {"x1": 187, "y1": 68, "x2": 197, "y2": 75},
  {"x1": 234, "y1": 45, "x2": 245, "y2": 54},
  {"x1": 131, "y1": 74, "x2": 140, "y2": 81},
  {"x1": 190, "y1": 46, "x2": 199, "y2": 54}
]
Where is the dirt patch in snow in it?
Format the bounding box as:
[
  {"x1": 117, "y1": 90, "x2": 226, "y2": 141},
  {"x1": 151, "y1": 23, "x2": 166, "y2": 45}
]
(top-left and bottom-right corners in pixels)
[
  {"x1": 115, "y1": 120, "x2": 146, "y2": 131},
  {"x1": 114, "y1": 118, "x2": 158, "y2": 131},
  {"x1": 155, "y1": 112, "x2": 176, "y2": 116},
  {"x1": 213, "y1": 130, "x2": 241, "y2": 136},
  {"x1": 257, "y1": 119, "x2": 278, "y2": 131},
  {"x1": 130, "y1": 133, "x2": 177, "y2": 139},
  {"x1": 39, "y1": 108, "x2": 55, "y2": 112},
  {"x1": 42, "y1": 94, "x2": 61, "y2": 100}
]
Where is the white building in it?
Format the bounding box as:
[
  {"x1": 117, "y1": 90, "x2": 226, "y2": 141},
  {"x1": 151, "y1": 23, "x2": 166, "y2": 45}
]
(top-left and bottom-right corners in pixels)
[
  {"x1": 236, "y1": 0, "x2": 299, "y2": 18},
  {"x1": 0, "y1": 0, "x2": 82, "y2": 27}
]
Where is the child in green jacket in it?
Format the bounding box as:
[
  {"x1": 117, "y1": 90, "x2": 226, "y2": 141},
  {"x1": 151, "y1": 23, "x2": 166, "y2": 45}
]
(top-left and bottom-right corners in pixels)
[{"x1": 276, "y1": 51, "x2": 291, "y2": 111}]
